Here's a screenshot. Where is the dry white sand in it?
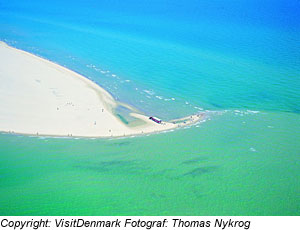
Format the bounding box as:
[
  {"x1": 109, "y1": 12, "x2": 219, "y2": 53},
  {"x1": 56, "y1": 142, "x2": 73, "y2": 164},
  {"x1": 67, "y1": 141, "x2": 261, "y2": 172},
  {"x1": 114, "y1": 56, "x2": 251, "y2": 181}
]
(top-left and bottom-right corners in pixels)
[{"x1": 0, "y1": 42, "x2": 203, "y2": 137}]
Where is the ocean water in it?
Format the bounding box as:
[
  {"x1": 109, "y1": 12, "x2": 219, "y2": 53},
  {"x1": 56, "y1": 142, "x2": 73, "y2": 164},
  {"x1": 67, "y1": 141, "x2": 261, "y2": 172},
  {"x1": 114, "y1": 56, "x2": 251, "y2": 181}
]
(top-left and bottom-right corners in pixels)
[{"x1": 0, "y1": 0, "x2": 299, "y2": 215}]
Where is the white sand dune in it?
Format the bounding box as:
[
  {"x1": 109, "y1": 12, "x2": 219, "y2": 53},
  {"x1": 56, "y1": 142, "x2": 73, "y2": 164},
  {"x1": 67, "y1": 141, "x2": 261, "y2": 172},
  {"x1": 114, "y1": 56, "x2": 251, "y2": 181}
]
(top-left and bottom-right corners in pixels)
[{"x1": 0, "y1": 42, "x2": 203, "y2": 137}]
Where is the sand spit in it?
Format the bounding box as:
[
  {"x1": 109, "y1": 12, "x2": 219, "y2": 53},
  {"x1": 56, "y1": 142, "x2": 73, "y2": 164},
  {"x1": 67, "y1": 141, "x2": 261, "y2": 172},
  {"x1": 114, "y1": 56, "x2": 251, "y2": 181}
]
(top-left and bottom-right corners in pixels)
[{"x1": 0, "y1": 42, "x2": 204, "y2": 138}]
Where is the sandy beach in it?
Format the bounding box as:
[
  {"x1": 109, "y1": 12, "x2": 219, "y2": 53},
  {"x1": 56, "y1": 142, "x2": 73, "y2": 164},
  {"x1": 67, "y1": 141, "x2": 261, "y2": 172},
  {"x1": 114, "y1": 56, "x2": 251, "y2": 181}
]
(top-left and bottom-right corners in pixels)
[{"x1": 0, "y1": 42, "x2": 203, "y2": 137}]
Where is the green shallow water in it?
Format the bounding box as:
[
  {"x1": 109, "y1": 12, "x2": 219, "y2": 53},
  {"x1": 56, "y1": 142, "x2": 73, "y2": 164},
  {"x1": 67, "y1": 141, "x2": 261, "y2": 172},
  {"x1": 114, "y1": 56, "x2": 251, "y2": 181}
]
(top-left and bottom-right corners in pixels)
[{"x1": 0, "y1": 111, "x2": 299, "y2": 215}]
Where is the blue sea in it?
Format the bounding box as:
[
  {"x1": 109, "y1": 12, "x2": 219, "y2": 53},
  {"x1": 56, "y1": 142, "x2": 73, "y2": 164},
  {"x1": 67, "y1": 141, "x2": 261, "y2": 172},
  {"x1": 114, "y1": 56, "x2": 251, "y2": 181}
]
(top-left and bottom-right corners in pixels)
[{"x1": 0, "y1": 0, "x2": 299, "y2": 215}]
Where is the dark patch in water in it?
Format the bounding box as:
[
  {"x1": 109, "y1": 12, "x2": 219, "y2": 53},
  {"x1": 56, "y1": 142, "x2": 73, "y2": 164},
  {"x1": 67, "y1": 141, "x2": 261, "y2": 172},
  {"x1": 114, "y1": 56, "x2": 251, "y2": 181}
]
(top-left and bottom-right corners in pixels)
[
  {"x1": 151, "y1": 193, "x2": 167, "y2": 199},
  {"x1": 114, "y1": 141, "x2": 131, "y2": 147},
  {"x1": 191, "y1": 186, "x2": 205, "y2": 199},
  {"x1": 182, "y1": 156, "x2": 207, "y2": 165},
  {"x1": 151, "y1": 168, "x2": 176, "y2": 179},
  {"x1": 183, "y1": 166, "x2": 217, "y2": 177},
  {"x1": 291, "y1": 107, "x2": 300, "y2": 114},
  {"x1": 210, "y1": 102, "x2": 223, "y2": 108},
  {"x1": 74, "y1": 160, "x2": 148, "y2": 175}
]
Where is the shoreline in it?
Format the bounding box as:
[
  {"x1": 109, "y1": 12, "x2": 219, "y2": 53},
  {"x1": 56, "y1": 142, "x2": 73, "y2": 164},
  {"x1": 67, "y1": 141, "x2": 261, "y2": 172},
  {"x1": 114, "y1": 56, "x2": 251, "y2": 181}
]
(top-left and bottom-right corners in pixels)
[
  {"x1": 0, "y1": 112, "x2": 206, "y2": 139},
  {"x1": 0, "y1": 41, "x2": 205, "y2": 138}
]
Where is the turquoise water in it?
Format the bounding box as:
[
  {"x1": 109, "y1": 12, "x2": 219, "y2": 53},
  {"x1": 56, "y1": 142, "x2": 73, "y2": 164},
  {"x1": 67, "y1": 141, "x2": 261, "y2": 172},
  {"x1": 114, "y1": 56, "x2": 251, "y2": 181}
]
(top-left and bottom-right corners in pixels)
[{"x1": 0, "y1": 0, "x2": 299, "y2": 215}]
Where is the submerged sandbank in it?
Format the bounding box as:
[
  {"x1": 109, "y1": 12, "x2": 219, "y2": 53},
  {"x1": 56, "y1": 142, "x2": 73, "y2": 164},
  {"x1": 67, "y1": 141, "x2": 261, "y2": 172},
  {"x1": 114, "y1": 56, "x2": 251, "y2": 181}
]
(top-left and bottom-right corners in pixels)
[{"x1": 0, "y1": 42, "x2": 203, "y2": 137}]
